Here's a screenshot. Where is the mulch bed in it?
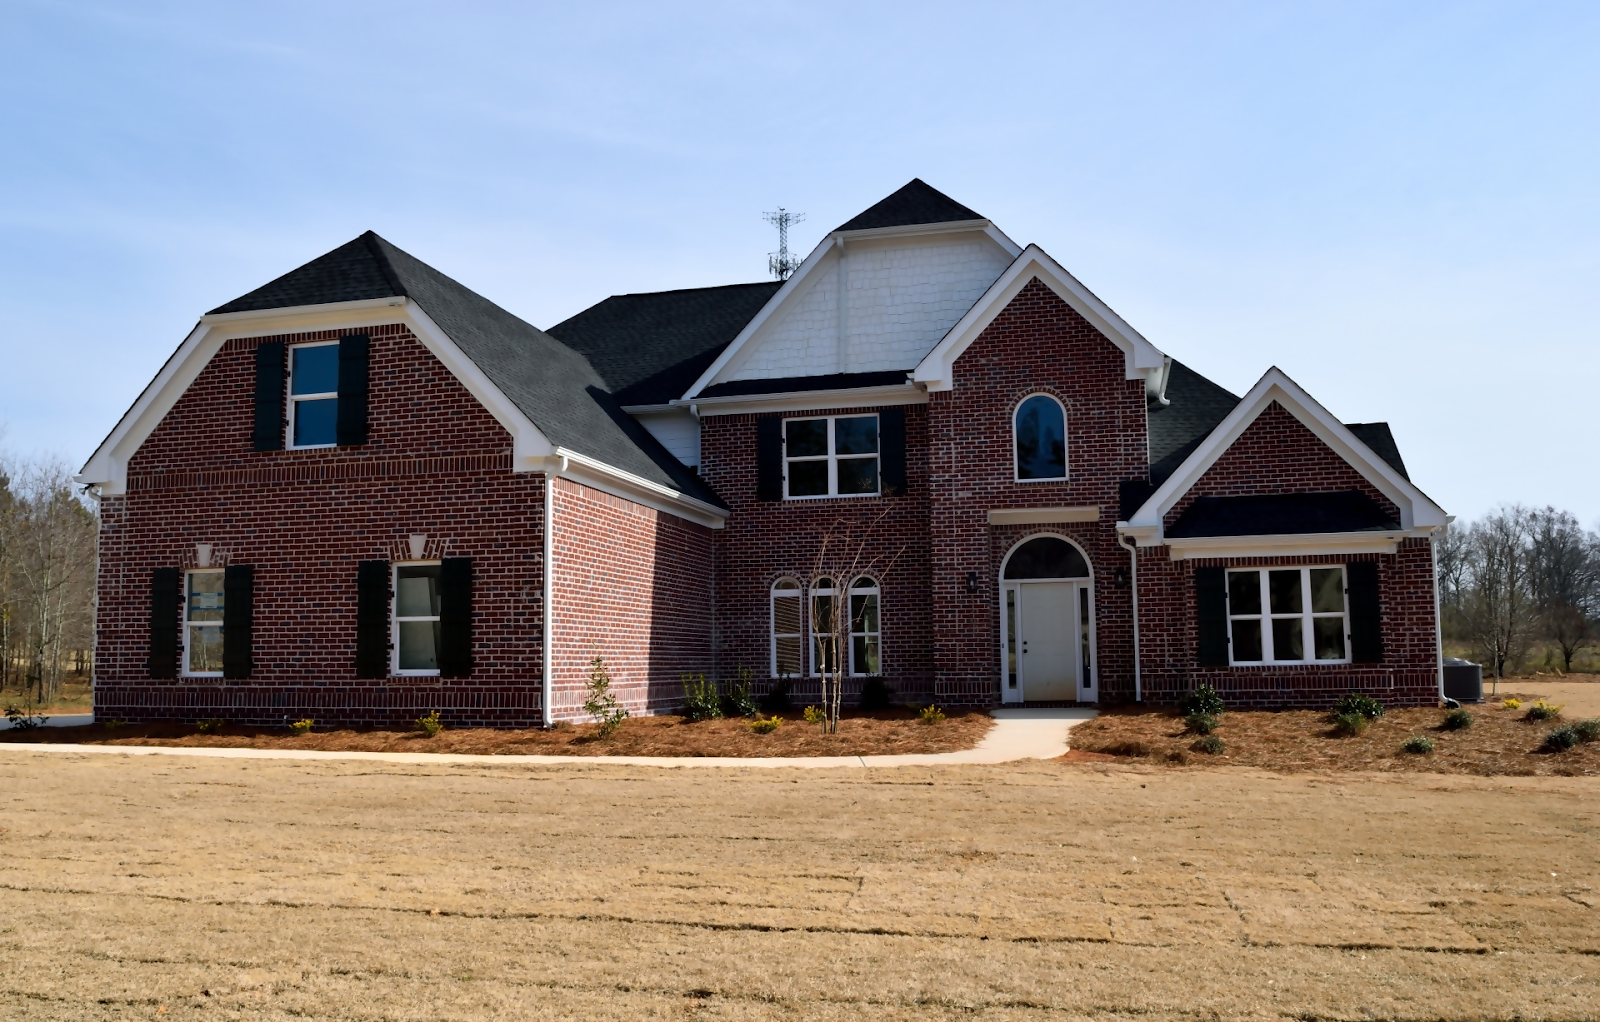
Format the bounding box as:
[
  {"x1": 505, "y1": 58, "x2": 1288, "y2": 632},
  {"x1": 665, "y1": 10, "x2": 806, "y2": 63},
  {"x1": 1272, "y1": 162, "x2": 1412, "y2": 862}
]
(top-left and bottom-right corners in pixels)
[
  {"x1": 0, "y1": 707, "x2": 993, "y2": 758},
  {"x1": 1067, "y1": 696, "x2": 1600, "y2": 776}
]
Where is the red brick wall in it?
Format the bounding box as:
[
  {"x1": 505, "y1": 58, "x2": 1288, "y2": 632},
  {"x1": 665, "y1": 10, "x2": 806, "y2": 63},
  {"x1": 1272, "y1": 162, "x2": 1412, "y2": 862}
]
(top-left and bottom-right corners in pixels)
[
  {"x1": 548, "y1": 478, "x2": 714, "y2": 720},
  {"x1": 699, "y1": 404, "x2": 933, "y2": 706},
  {"x1": 931, "y1": 277, "x2": 1148, "y2": 705},
  {"x1": 94, "y1": 323, "x2": 553, "y2": 727}
]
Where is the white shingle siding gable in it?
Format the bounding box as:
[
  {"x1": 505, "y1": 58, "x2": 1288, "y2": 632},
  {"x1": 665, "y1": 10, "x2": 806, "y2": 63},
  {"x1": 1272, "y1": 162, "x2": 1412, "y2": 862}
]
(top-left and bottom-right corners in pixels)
[
  {"x1": 632, "y1": 409, "x2": 701, "y2": 468},
  {"x1": 723, "y1": 233, "x2": 1013, "y2": 382}
]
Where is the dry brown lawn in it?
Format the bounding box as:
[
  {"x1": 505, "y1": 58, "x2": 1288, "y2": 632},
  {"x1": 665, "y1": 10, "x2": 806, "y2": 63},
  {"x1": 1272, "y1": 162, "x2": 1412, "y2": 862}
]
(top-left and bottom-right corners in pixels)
[
  {"x1": 0, "y1": 751, "x2": 1597, "y2": 1020},
  {"x1": 0, "y1": 708, "x2": 992, "y2": 758}
]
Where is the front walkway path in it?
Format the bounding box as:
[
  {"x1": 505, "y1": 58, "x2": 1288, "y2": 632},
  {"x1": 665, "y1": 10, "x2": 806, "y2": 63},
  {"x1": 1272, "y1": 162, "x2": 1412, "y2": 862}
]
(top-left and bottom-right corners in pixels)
[{"x1": 0, "y1": 707, "x2": 1097, "y2": 769}]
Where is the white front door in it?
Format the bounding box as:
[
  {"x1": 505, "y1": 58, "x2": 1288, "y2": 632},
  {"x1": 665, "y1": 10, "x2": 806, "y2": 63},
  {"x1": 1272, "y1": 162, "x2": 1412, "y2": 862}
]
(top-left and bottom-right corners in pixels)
[{"x1": 1014, "y1": 581, "x2": 1095, "y2": 702}]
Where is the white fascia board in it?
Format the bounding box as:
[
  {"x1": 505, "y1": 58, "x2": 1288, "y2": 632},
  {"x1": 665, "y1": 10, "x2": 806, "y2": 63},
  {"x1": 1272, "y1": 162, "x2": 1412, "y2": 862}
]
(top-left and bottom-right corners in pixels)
[
  {"x1": 832, "y1": 218, "x2": 1018, "y2": 254},
  {"x1": 546, "y1": 449, "x2": 727, "y2": 529},
  {"x1": 680, "y1": 383, "x2": 928, "y2": 417},
  {"x1": 199, "y1": 296, "x2": 408, "y2": 326},
  {"x1": 912, "y1": 244, "x2": 1166, "y2": 393},
  {"x1": 682, "y1": 236, "x2": 838, "y2": 400},
  {"x1": 1161, "y1": 531, "x2": 1406, "y2": 561},
  {"x1": 1125, "y1": 367, "x2": 1450, "y2": 540}
]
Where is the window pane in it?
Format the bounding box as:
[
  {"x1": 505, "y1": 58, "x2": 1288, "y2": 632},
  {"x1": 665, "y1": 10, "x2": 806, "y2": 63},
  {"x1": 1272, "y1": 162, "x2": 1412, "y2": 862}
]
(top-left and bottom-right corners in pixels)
[
  {"x1": 1004, "y1": 537, "x2": 1089, "y2": 579},
  {"x1": 773, "y1": 578, "x2": 800, "y2": 591},
  {"x1": 835, "y1": 416, "x2": 878, "y2": 455},
  {"x1": 1272, "y1": 617, "x2": 1304, "y2": 660},
  {"x1": 813, "y1": 636, "x2": 839, "y2": 675},
  {"x1": 291, "y1": 344, "x2": 339, "y2": 395},
  {"x1": 773, "y1": 594, "x2": 800, "y2": 635},
  {"x1": 399, "y1": 620, "x2": 440, "y2": 670},
  {"x1": 396, "y1": 567, "x2": 440, "y2": 617},
  {"x1": 812, "y1": 592, "x2": 835, "y2": 633},
  {"x1": 851, "y1": 593, "x2": 878, "y2": 633},
  {"x1": 1231, "y1": 618, "x2": 1262, "y2": 661},
  {"x1": 837, "y1": 457, "x2": 879, "y2": 494},
  {"x1": 1227, "y1": 571, "x2": 1261, "y2": 615},
  {"x1": 187, "y1": 572, "x2": 224, "y2": 622},
  {"x1": 1310, "y1": 568, "x2": 1345, "y2": 614},
  {"x1": 853, "y1": 635, "x2": 880, "y2": 675},
  {"x1": 775, "y1": 636, "x2": 801, "y2": 676},
  {"x1": 1015, "y1": 395, "x2": 1066, "y2": 479},
  {"x1": 1314, "y1": 617, "x2": 1346, "y2": 660},
  {"x1": 1006, "y1": 590, "x2": 1017, "y2": 688},
  {"x1": 785, "y1": 419, "x2": 827, "y2": 457},
  {"x1": 188, "y1": 625, "x2": 224, "y2": 673},
  {"x1": 294, "y1": 398, "x2": 338, "y2": 446},
  {"x1": 788, "y1": 460, "x2": 828, "y2": 496},
  {"x1": 1269, "y1": 570, "x2": 1303, "y2": 614}
]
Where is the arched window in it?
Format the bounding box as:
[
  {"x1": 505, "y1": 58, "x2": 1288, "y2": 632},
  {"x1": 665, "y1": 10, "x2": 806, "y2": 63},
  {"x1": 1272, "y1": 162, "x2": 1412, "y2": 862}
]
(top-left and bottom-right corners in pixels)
[
  {"x1": 771, "y1": 578, "x2": 802, "y2": 678},
  {"x1": 1003, "y1": 536, "x2": 1090, "y2": 579},
  {"x1": 1014, "y1": 394, "x2": 1066, "y2": 480},
  {"x1": 848, "y1": 577, "x2": 881, "y2": 676},
  {"x1": 810, "y1": 578, "x2": 838, "y2": 677}
]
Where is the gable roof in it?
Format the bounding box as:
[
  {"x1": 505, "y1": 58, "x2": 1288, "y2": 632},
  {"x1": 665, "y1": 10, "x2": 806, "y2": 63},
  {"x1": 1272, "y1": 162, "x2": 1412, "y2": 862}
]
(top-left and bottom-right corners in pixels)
[
  {"x1": 1345, "y1": 422, "x2": 1409, "y2": 481},
  {"x1": 1166, "y1": 490, "x2": 1401, "y2": 539},
  {"x1": 835, "y1": 179, "x2": 984, "y2": 232},
  {"x1": 546, "y1": 282, "x2": 781, "y2": 406},
  {"x1": 209, "y1": 233, "x2": 404, "y2": 314},
  {"x1": 1146, "y1": 360, "x2": 1241, "y2": 487}
]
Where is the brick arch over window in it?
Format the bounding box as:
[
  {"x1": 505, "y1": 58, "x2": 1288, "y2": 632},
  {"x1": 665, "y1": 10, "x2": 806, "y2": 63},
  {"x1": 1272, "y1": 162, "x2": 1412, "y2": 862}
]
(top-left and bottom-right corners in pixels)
[{"x1": 1013, "y1": 393, "x2": 1067, "y2": 481}]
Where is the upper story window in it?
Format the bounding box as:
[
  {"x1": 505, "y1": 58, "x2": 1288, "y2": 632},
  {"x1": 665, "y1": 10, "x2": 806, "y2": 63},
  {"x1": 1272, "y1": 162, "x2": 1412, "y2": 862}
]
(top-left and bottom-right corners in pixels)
[
  {"x1": 784, "y1": 415, "x2": 879, "y2": 498},
  {"x1": 393, "y1": 562, "x2": 442, "y2": 675},
  {"x1": 1014, "y1": 394, "x2": 1066, "y2": 481},
  {"x1": 183, "y1": 570, "x2": 224, "y2": 676},
  {"x1": 1227, "y1": 566, "x2": 1349, "y2": 664},
  {"x1": 288, "y1": 342, "x2": 340, "y2": 448}
]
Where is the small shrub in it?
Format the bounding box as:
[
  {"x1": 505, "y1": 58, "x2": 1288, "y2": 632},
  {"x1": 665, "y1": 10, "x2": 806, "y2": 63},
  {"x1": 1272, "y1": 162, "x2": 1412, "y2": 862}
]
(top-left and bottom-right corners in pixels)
[
  {"x1": 1573, "y1": 718, "x2": 1600, "y2": 744},
  {"x1": 1191, "y1": 734, "x2": 1225, "y2": 755},
  {"x1": 584, "y1": 656, "x2": 630, "y2": 737},
  {"x1": 760, "y1": 676, "x2": 793, "y2": 715},
  {"x1": 1442, "y1": 708, "x2": 1474, "y2": 731},
  {"x1": 802, "y1": 705, "x2": 825, "y2": 726},
  {"x1": 1401, "y1": 734, "x2": 1436, "y2": 755},
  {"x1": 1542, "y1": 725, "x2": 1580, "y2": 752},
  {"x1": 1333, "y1": 711, "x2": 1369, "y2": 737},
  {"x1": 416, "y1": 710, "x2": 444, "y2": 738},
  {"x1": 289, "y1": 718, "x2": 314, "y2": 735},
  {"x1": 1184, "y1": 712, "x2": 1219, "y2": 735},
  {"x1": 1178, "y1": 683, "x2": 1225, "y2": 717},
  {"x1": 103, "y1": 719, "x2": 128, "y2": 730},
  {"x1": 719, "y1": 664, "x2": 759, "y2": 718},
  {"x1": 1333, "y1": 693, "x2": 1385, "y2": 720},
  {"x1": 919, "y1": 704, "x2": 947, "y2": 725},
  {"x1": 3, "y1": 704, "x2": 48, "y2": 731},
  {"x1": 858, "y1": 675, "x2": 894, "y2": 711},
  {"x1": 1524, "y1": 700, "x2": 1563, "y2": 722},
  {"x1": 681, "y1": 673, "x2": 722, "y2": 722},
  {"x1": 196, "y1": 718, "x2": 225, "y2": 734},
  {"x1": 1501, "y1": 698, "x2": 1522, "y2": 710},
  {"x1": 749, "y1": 715, "x2": 782, "y2": 734}
]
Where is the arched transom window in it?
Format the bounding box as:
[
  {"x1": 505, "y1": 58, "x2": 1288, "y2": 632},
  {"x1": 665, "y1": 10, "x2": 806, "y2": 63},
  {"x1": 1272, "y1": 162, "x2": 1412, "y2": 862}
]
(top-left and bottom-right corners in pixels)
[{"x1": 1014, "y1": 394, "x2": 1066, "y2": 480}]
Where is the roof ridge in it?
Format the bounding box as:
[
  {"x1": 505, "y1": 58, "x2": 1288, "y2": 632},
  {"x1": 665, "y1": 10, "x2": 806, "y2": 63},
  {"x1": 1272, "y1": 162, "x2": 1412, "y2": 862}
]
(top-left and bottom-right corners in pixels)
[{"x1": 362, "y1": 231, "x2": 406, "y2": 298}]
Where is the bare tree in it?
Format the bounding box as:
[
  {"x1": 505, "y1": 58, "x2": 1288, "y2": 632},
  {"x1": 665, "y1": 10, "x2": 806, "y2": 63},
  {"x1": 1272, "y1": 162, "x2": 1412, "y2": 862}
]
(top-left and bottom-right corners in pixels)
[
  {"x1": 1459, "y1": 506, "x2": 1536, "y2": 684},
  {"x1": 1527, "y1": 507, "x2": 1599, "y2": 671},
  {"x1": 806, "y1": 510, "x2": 902, "y2": 734}
]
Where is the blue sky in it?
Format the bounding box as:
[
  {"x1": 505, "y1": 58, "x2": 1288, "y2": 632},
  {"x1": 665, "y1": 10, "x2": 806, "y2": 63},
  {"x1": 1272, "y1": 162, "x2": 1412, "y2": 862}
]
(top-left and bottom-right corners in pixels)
[{"x1": 1, "y1": 1, "x2": 1595, "y2": 523}]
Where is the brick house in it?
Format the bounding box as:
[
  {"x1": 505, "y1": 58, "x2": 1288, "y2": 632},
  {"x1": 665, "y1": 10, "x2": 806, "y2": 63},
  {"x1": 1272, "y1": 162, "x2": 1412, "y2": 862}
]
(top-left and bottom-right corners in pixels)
[{"x1": 77, "y1": 180, "x2": 1450, "y2": 725}]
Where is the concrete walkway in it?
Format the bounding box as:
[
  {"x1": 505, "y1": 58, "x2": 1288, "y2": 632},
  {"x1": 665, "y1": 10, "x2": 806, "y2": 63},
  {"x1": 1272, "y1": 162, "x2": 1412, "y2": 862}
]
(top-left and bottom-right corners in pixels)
[{"x1": 0, "y1": 707, "x2": 1096, "y2": 769}]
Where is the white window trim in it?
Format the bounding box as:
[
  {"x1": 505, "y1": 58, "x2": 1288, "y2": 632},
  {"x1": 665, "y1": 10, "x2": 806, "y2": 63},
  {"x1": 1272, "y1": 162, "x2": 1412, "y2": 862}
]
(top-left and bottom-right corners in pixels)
[
  {"x1": 1012, "y1": 392, "x2": 1068, "y2": 483},
  {"x1": 392, "y1": 560, "x2": 442, "y2": 677},
  {"x1": 995, "y1": 532, "x2": 1097, "y2": 702},
  {"x1": 847, "y1": 576, "x2": 882, "y2": 677},
  {"x1": 181, "y1": 568, "x2": 224, "y2": 678},
  {"x1": 783, "y1": 414, "x2": 881, "y2": 499},
  {"x1": 1226, "y1": 565, "x2": 1352, "y2": 666},
  {"x1": 770, "y1": 578, "x2": 804, "y2": 679},
  {"x1": 286, "y1": 340, "x2": 339, "y2": 450}
]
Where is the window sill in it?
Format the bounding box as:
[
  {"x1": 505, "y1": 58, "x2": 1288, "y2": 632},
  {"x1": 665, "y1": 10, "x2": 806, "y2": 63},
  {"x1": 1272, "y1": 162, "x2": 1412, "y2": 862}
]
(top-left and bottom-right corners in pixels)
[
  {"x1": 1013, "y1": 476, "x2": 1070, "y2": 484},
  {"x1": 783, "y1": 492, "x2": 882, "y2": 502},
  {"x1": 1225, "y1": 661, "x2": 1355, "y2": 668},
  {"x1": 286, "y1": 443, "x2": 338, "y2": 452}
]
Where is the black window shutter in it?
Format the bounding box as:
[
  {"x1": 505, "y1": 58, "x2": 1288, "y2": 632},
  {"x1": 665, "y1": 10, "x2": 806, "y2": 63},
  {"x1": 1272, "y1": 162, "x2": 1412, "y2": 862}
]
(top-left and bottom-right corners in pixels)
[
  {"x1": 1195, "y1": 566, "x2": 1228, "y2": 667},
  {"x1": 252, "y1": 342, "x2": 286, "y2": 451},
  {"x1": 755, "y1": 416, "x2": 782, "y2": 502},
  {"x1": 355, "y1": 560, "x2": 391, "y2": 678},
  {"x1": 1348, "y1": 560, "x2": 1384, "y2": 663},
  {"x1": 148, "y1": 567, "x2": 179, "y2": 679},
  {"x1": 879, "y1": 407, "x2": 906, "y2": 496},
  {"x1": 223, "y1": 564, "x2": 255, "y2": 679},
  {"x1": 336, "y1": 334, "x2": 370, "y2": 447},
  {"x1": 438, "y1": 557, "x2": 473, "y2": 677}
]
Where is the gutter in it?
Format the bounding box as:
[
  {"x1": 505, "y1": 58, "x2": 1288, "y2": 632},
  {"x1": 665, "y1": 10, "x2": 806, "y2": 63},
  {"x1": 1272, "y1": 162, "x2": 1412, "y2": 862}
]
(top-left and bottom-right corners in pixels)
[{"x1": 1116, "y1": 528, "x2": 1142, "y2": 703}]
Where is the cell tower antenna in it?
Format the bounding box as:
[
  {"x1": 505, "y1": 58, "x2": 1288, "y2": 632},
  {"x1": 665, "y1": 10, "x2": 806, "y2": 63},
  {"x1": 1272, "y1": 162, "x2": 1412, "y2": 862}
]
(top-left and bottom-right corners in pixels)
[{"x1": 763, "y1": 207, "x2": 806, "y2": 280}]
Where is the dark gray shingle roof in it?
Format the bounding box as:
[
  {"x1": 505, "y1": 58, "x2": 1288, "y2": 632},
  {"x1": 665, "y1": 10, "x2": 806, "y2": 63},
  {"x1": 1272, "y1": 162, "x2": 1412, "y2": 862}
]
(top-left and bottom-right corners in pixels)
[
  {"x1": 209, "y1": 232, "x2": 724, "y2": 510},
  {"x1": 546, "y1": 282, "x2": 781, "y2": 406},
  {"x1": 1345, "y1": 422, "x2": 1410, "y2": 481},
  {"x1": 1147, "y1": 360, "x2": 1242, "y2": 487},
  {"x1": 835, "y1": 179, "x2": 984, "y2": 232},
  {"x1": 1167, "y1": 490, "x2": 1401, "y2": 538}
]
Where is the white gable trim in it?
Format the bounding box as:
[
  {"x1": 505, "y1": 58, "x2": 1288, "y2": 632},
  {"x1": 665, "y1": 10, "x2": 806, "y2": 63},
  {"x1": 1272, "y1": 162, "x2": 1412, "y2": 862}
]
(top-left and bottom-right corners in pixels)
[
  {"x1": 912, "y1": 244, "x2": 1167, "y2": 393},
  {"x1": 1120, "y1": 367, "x2": 1448, "y2": 544}
]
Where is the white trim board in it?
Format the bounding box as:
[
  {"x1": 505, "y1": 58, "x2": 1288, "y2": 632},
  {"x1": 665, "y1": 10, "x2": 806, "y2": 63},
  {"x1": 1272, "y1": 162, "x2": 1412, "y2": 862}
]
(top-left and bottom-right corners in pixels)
[
  {"x1": 988, "y1": 507, "x2": 1099, "y2": 525},
  {"x1": 913, "y1": 244, "x2": 1168, "y2": 394},
  {"x1": 1159, "y1": 531, "x2": 1406, "y2": 561},
  {"x1": 678, "y1": 383, "x2": 928, "y2": 418}
]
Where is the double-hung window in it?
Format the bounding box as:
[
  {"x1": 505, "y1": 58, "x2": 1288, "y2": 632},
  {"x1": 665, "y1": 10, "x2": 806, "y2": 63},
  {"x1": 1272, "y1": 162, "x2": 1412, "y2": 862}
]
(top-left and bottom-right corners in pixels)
[
  {"x1": 771, "y1": 578, "x2": 803, "y2": 678},
  {"x1": 809, "y1": 576, "x2": 883, "y2": 676},
  {"x1": 183, "y1": 570, "x2": 225, "y2": 676},
  {"x1": 393, "y1": 563, "x2": 442, "y2": 675},
  {"x1": 288, "y1": 342, "x2": 340, "y2": 448},
  {"x1": 810, "y1": 577, "x2": 839, "y2": 676},
  {"x1": 784, "y1": 415, "x2": 879, "y2": 498},
  {"x1": 848, "y1": 576, "x2": 881, "y2": 675},
  {"x1": 1227, "y1": 566, "x2": 1349, "y2": 664}
]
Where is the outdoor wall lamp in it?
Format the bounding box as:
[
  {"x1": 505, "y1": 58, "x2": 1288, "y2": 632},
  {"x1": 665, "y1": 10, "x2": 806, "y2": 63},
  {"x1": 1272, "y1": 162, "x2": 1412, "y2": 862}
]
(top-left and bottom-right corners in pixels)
[{"x1": 965, "y1": 571, "x2": 979, "y2": 593}]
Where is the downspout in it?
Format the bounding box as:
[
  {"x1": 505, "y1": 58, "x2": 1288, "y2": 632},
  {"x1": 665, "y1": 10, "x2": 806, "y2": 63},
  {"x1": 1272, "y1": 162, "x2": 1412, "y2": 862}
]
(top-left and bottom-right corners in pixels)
[
  {"x1": 1116, "y1": 530, "x2": 1142, "y2": 703},
  {"x1": 1429, "y1": 529, "x2": 1446, "y2": 703},
  {"x1": 542, "y1": 457, "x2": 567, "y2": 727}
]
